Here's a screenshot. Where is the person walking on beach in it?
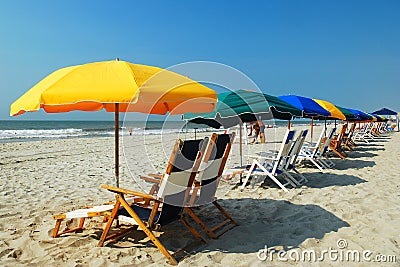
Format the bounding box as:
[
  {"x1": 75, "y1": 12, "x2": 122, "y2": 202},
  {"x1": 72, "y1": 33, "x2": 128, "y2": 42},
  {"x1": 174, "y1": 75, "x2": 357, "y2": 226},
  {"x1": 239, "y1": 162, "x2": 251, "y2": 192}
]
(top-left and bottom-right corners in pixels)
[
  {"x1": 257, "y1": 120, "x2": 266, "y2": 143},
  {"x1": 248, "y1": 121, "x2": 260, "y2": 143}
]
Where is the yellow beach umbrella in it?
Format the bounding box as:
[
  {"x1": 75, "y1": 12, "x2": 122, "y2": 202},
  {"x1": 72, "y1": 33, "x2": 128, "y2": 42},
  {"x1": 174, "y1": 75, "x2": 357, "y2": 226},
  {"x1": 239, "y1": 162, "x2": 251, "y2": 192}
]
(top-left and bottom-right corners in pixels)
[
  {"x1": 313, "y1": 99, "x2": 346, "y2": 120},
  {"x1": 10, "y1": 59, "x2": 217, "y2": 186},
  {"x1": 10, "y1": 59, "x2": 216, "y2": 116}
]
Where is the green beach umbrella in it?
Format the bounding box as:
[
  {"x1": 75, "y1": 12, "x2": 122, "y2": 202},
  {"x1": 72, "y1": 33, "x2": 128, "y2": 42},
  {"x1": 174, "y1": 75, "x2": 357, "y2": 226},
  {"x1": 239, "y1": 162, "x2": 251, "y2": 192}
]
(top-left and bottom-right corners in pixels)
[
  {"x1": 183, "y1": 89, "x2": 302, "y2": 128},
  {"x1": 335, "y1": 105, "x2": 357, "y2": 121},
  {"x1": 183, "y1": 89, "x2": 302, "y2": 169}
]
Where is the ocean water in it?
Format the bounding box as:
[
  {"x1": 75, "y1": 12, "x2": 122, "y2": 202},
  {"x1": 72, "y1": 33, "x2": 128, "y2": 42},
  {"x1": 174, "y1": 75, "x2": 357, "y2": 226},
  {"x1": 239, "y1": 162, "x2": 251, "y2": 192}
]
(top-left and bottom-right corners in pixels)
[{"x1": 0, "y1": 119, "x2": 313, "y2": 143}]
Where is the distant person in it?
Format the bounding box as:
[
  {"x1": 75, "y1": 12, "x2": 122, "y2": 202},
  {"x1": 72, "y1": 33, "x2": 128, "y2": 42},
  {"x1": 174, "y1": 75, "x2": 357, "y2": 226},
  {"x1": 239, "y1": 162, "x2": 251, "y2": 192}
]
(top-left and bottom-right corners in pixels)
[
  {"x1": 257, "y1": 120, "x2": 266, "y2": 143},
  {"x1": 129, "y1": 128, "x2": 133, "y2": 136},
  {"x1": 247, "y1": 121, "x2": 260, "y2": 143}
]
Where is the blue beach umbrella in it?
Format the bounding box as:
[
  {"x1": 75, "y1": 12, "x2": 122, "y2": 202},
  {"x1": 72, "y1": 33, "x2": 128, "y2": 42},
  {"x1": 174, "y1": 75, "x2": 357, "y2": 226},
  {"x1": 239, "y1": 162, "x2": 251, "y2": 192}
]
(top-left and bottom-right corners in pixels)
[
  {"x1": 346, "y1": 108, "x2": 374, "y2": 121},
  {"x1": 278, "y1": 95, "x2": 331, "y2": 118},
  {"x1": 278, "y1": 95, "x2": 332, "y2": 141},
  {"x1": 371, "y1": 108, "x2": 397, "y2": 116}
]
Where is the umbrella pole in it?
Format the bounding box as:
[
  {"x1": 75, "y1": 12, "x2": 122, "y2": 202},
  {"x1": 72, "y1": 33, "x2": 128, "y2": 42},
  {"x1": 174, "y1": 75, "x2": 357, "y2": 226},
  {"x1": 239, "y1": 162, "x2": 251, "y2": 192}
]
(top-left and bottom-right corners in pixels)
[
  {"x1": 324, "y1": 119, "x2": 327, "y2": 137},
  {"x1": 310, "y1": 116, "x2": 314, "y2": 143},
  {"x1": 115, "y1": 103, "x2": 119, "y2": 188},
  {"x1": 287, "y1": 119, "x2": 290, "y2": 130},
  {"x1": 239, "y1": 121, "x2": 243, "y2": 184},
  {"x1": 239, "y1": 121, "x2": 243, "y2": 166}
]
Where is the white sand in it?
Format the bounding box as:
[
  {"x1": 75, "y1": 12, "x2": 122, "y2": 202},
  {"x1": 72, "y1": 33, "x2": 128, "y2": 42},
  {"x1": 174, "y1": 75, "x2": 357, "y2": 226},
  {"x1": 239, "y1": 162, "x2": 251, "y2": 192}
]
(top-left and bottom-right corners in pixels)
[{"x1": 0, "y1": 125, "x2": 399, "y2": 266}]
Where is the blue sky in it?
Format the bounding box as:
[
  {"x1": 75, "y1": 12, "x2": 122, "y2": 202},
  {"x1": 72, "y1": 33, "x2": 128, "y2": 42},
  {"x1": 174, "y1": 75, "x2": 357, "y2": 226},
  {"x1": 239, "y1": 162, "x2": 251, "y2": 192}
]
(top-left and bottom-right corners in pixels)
[{"x1": 0, "y1": 0, "x2": 399, "y2": 120}]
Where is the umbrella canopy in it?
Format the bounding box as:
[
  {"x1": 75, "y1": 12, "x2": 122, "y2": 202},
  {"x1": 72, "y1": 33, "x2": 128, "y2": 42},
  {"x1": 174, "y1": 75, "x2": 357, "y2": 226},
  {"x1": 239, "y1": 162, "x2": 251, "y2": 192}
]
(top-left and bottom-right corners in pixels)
[
  {"x1": 370, "y1": 114, "x2": 387, "y2": 122},
  {"x1": 278, "y1": 95, "x2": 331, "y2": 118},
  {"x1": 184, "y1": 90, "x2": 302, "y2": 128},
  {"x1": 346, "y1": 108, "x2": 374, "y2": 121},
  {"x1": 10, "y1": 59, "x2": 218, "y2": 187},
  {"x1": 371, "y1": 108, "x2": 397, "y2": 116},
  {"x1": 10, "y1": 59, "x2": 217, "y2": 116},
  {"x1": 335, "y1": 105, "x2": 356, "y2": 121},
  {"x1": 313, "y1": 99, "x2": 346, "y2": 120}
]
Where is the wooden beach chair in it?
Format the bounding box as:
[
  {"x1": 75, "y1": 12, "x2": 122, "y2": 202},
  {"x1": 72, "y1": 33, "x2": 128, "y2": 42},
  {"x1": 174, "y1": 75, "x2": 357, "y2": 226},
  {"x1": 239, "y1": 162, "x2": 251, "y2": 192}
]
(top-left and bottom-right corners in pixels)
[
  {"x1": 328, "y1": 124, "x2": 348, "y2": 159},
  {"x1": 184, "y1": 133, "x2": 238, "y2": 239},
  {"x1": 241, "y1": 129, "x2": 297, "y2": 192},
  {"x1": 342, "y1": 123, "x2": 356, "y2": 151},
  {"x1": 52, "y1": 193, "x2": 147, "y2": 238},
  {"x1": 97, "y1": 137, "x2": 209, "y2": 265},
  {"x1": 52, "y1": 204, "x2": 115, "y2": 238}
]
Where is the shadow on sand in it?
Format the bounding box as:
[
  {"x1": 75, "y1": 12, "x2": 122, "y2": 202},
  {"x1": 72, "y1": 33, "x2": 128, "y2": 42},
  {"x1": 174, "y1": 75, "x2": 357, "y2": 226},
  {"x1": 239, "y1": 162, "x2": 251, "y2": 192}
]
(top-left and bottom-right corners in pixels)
[
  {"x1": 352, "y1": 146, "x2": 384, "y2": 152},
  {"x1": 303, "y1": 173, "x2": 366, "y2": 188},
  {"x1": 88, "y1": 198, "x2": 349, "y2": 261},
  {"x1": 299, "y1": 157, "x2": 375, "y2": 170},
  {"x1": 331, "y1": 158, "x2": 375, "y2": 170},
  {"x1": 181, "y1": 198, "x2": 349, "y2": 254}
]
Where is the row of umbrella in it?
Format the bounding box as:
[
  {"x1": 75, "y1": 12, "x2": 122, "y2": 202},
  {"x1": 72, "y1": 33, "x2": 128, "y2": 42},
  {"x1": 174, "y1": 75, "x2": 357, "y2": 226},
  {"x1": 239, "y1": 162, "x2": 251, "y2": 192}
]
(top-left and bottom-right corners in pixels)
[
  {"x1": 183, "y1": 90, "x2": 387, "y2": 129},
  {"x1": 9, "y1": 59, "x2": 389, "y2": 187},
  {"x1": 182, "y1": 90, "x2": 388, "y2": 166}
]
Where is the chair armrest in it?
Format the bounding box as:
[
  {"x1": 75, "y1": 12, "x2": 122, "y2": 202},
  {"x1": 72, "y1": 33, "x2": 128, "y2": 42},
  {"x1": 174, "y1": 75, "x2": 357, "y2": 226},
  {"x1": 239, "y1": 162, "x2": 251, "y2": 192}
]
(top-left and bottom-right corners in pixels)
[
  {"x1": 246, "y1": 153, "x2": 277, "y2": 159},
  {"x1": 101, "y1": 185, "x2": 157, "y2": 200},
  {"x1": 249, "y1": 155, "x2": 278, "y2": 160},
  {"x1": 147, "y1": 173, "x2": 162, "y2": 179},
  {"x1": 140, "y1": 175, "x2": 161, "y2": 184},
  {"x1": 302, "y1": 145, "x2": 316, "y2": 150}
]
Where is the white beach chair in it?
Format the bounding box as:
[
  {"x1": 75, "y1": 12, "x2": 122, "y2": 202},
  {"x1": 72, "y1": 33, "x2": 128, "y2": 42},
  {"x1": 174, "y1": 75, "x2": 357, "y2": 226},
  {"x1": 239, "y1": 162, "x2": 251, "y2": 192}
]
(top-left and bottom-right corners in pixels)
[
  {"x1": 354, "y1": 123, "x2": 375, "y2": 143},
  {"x1": 353, "y1": 124, "x2": 370, "y2": 143},
  {"x1": 240, "y1": 129, "x2": 297, "y2": 192},
  {"x1": 282, "y1": 129, "x2": 309, "y2": 185},
  {"x1": 298, "y1": 127, "x2": 336, "y2": 171}
]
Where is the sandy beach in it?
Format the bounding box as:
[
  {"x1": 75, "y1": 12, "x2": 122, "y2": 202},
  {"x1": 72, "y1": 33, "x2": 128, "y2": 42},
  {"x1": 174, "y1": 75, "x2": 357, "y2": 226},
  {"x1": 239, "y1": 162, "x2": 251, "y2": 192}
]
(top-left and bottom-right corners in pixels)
[{"x1": 0, "y1": 126, "x2": 399, "y2": 266}]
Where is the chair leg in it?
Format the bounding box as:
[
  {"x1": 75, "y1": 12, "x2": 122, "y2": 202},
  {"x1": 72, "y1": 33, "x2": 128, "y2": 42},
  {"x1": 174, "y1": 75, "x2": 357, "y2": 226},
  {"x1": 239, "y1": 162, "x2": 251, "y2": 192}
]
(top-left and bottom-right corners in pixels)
[
  {"x1": 180, "y1": 215, "x2": 206, "y2": 243},
  {"x1": 213, "y1": 201, "x2": 238, "y2": 226},
  {"x1": 293, "y1": 168, "x2": 308, "y2": 183},
  {"x1": 252, "y1": 163, "x2": 291, "y2": 192},
  {"x1": 99, "y1": 196, "x2": 179, "y2": 266},
  {"x1": 53, "y1": 217, "x2": 86, "y2": 238},
  {"x1": 53, "y1": 219, "x2": 62, "y2": 238},
  {"x1": 183, "y1": 201, "x2": 238, "y2": 239},
  {"x1": 98, "y1": 201, "x2": 121, "y2": 247},
  {"x1": 184, "y1": 207, "x2": 216, "y2": 239},
  {"x1": 240, "y1": 160, "x2": 257, "y2": 190},
  {"x1": 266, "y1": 172, "x2": 290, "y2": 192},
  {"x1": 330, "y1": 147, "x2": 346, "y2": 159},
  {"x1": 282, "y1": 171, "x2": 301, "y2": 187}
]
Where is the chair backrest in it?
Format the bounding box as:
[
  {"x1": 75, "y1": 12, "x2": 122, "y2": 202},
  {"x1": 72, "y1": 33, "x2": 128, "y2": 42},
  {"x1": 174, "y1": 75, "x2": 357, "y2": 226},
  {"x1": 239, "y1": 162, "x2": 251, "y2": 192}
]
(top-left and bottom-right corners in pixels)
[
  {"x1": 309, "y1": 126, "x2": 327, "y2": 157},
  {"x1": 287, "y1": 129, "x2": 308, "y2": 167},
  {"x1": 347, "y1": 123, "x2": 356, "y2": 139},
  {"x1": 336, "y1": 124, "x2": 348, "y2": 143},
  {"x1": 193, "y1": 133, "x2": 235, "y2": 205},
  {"x1": 359, "y1": 123, "x2": 369, "y2": 136},
  {"x1": 318, "y1": 127, "x2": 336, "y2": 156},
  {"x1": 366, "y1": 123, "x2": 373, "y2": 133},
  {"x1": 157, "y1": 137, "x2": 208, "y2": 225},
  {"x1": 271, "y1": 129, "x2": 296, "y2": 174}
]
